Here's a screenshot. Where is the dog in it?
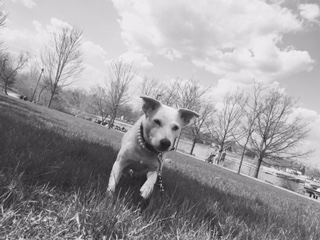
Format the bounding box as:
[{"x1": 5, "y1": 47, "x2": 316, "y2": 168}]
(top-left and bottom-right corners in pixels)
[{"x1": 107, "y1": 96, "x2": 199, "y2": 199}]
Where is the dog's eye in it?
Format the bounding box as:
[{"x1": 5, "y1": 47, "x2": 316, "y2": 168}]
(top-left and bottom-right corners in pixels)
[
  {"x1": 154, "y1": 119, "x2": 161, "y2": 126},
  {"x1": 172, "y1": 125, "x2": 179, "y2": 131}
]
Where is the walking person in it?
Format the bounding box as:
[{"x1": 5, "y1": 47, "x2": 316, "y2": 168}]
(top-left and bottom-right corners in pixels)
[
  {"x1": 220, "y1": 149, "x2": 227, "y2": 166},
  {"x1": 213, "y1": 146, "x2": 221, "y2": 164},
  {"x1": 206, "y1": 148, "x2": 216, "y2": 164}
]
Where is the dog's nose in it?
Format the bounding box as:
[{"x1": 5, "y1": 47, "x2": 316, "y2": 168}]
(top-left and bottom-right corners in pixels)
[{"x1": 160, "y1": 139, "x2": 171, "y2": 149}]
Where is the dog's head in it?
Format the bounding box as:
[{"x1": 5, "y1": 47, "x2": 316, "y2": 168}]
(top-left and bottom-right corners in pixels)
[{"x1": 141, "y1": 96, "x2": 199, "y2": 152}]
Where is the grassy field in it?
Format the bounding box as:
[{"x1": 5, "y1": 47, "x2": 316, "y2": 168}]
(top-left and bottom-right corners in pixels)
[{"x1": 1, "y1": 93, "x2": 320, "y2": 239}]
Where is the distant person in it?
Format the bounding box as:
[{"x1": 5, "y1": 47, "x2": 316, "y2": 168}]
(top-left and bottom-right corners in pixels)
[
  {"x1": 220, "y1": 149, "x2": 227, "y2": 165},
  {"x1": 213, "y1": 146, "x2": 222, "y2": 164},
  {"x1": 206, "y1": 149, "x2": 216, "y2": 164}
]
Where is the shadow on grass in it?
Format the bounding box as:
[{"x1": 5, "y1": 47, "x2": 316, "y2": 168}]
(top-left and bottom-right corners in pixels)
[{"x1": 111, "y1": 159, "x2": 275, "y2": 238}]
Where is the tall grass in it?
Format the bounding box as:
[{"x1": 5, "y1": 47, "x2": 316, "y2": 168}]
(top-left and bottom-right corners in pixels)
[{"x1": 1, "y1": 94, "x2": 320, "y2": 239}]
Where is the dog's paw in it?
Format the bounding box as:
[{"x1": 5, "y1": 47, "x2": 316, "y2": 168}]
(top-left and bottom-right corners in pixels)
[
  {"x1": 140, "y1": 184, "x2": 154, "y2": 199},
  {"x1": 107, "y1": 186, "x2": 116, "y2": 196}
]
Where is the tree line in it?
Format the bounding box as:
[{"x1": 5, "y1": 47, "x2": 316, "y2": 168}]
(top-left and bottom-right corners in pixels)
[
  {"x1": 142, "y1": 76, "x2": 312, "y2": 177},
  {"x1": 0, "y1": 4, "x2": 312, "y2": 178}
]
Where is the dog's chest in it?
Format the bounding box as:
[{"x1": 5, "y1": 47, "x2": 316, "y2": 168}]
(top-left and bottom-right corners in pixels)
[{"x1": 125, "y1": 158, "x2": 157, "y2": 172}]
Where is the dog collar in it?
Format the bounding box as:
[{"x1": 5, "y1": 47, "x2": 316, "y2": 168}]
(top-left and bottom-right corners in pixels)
[
  {"x1": 138, "y1": 123, "x2": 161, "y2": 154},
  {"x1": 138, "y1": 122, "x2": 165, "y2": 193}
]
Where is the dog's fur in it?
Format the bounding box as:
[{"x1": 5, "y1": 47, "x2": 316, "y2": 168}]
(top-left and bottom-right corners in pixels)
[{"x1": 107, "y1": 96, "x2": 199, "y2": 199}]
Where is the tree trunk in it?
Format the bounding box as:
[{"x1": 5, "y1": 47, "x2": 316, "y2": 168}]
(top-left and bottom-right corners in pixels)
[
  {"x1": 238, "y1": 147, "x2": 246, "y2": 174},
  {"x1": 237, "y1": 136, "x2": 250, "y2": 174},
  {"x1": 48, "y1": 90, "x2": 55, "y2": 108},
  {"x1": 108, "y1": 110, "x2": 117, "y2": 129},
  {"x1": 218, "y1": 143, "x2": 224, "y2": 162},
  {"x1": 37, "y1": 87, "x2": 46, "y2": 104},
  {"x1": 190, "y1": 138, "x2": 197, "y2": 155},
  {"x1": 4, "y1": 81, "x2": 8, "y2": 95},
  {"x1": 254, "y1": 157, "x2": 263, "y2": 178},
  {"x1": 254, "y1": 140, "x2": 265, "y2": 178},
  {"x1": 48, "y1": 82, "x2": 58, "y2": 108}
]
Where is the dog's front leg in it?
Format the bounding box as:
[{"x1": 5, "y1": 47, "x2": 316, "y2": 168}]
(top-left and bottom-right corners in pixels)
[
  {"x1": 140, "y1": 170, "x2": 158, "y2": 199},
  {"x1": 107, "y1": 158, "x2": 125, "y2": 194}
]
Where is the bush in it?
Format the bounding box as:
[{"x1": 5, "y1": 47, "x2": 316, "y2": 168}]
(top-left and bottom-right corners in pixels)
[{"x1": 280, "y1": 178, "x2": 299, "y2": 192}]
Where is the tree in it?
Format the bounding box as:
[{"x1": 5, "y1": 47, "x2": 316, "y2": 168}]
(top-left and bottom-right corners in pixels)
[
  {"x1": 117, "y1": 104, "x2": 140, "y2": 121},
  {"x1": 174, "y1": 78, "x2": 210, "y2": 110},
  {"x1": 32, "y1": 75, "x2": 50, "y2": 105},
  {"x1": 0, "y1": 51, "x2": 29, "y2": 94},
  {"x1": 14, "y1": 63, "x2": 43, "y2": 100},
  {"x1": 140, "y1": 76, "x2": 166, "y2": 99},
  {"x1": 207, "y1": 90, "x2": 246, "y2": 159},
  {"x1": 90, "y1": 84, "x2": 109, "y2": 122},
  {"x1": 105, "y1": 60, "x2": 138, "y2": 128},
  {"x1": 0, "y1": 4, "x2": 5, "y2": 28},
  {"x1": 41, "y1": 25, "x2": 84, "y2": 108},
  {"x1": 170, "y1": 78, "x2": 210, "y2": 150},
  {"x1": 161, "y1": 78, "x2": 181, "y2": 106},
  {"x1": 63, "y1": 88, "x2": 88, "y2": 111},
  {"x1": 249, "y1": 89, "x2": 311, "y2": 178},
  {"x1": 236, "y1": 81, "x2": 265, "y2": 174},
  {"x1": 0, "y1": 4, "x2": 7, "y2": 50},
  {"x1": 185, "y1": 102, "x2": 216, "y2": 155}
]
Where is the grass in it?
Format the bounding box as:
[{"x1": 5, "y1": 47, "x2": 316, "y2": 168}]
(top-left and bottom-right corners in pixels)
[{"x1": 1, "y1": 93, "x2": 320, "y2": 239}]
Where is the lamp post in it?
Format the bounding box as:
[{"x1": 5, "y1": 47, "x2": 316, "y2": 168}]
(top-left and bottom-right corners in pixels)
[{"x1": 31, "y1": 68, "x2": 44, "y2": 102}]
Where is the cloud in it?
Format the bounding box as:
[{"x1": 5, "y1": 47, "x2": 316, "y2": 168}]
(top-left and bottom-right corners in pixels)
[
  {"x1": 2, "y1": 18, "x2": 74, "y2": 54},
  {"x1": 10, "y1": 0, "x2": 36, "y2": 9},
  {"x1": 76, "y1": 63, "x2": 106, "y2": 89},
  {"x1": 2, "y1": 17, "x2": 109, "y2": 90},
  {"x1": 299, "y1": 3, "x2": 320, "y2": 23},
  {"x1": 119, "y1": 51, "x2": 153, "y2": 69},
  {"x1": 293, "y1": 108, "x2": 320, "y2": 167},
  {"x1": 292, "y1": 107, "x2": 318, "y2": 122},
  {"x1": 103, "y1": 51, "x2": 153, "y2": 71},
  {"x1": 3, "y1": 17, "x2": 108, "y2": 63},
  {"x1": 82, "y1": 41, "x2": 107, "y2": 61},
  {"x1": 47, "y1": 18, "x2": 72, "y2": 31},
  {"x1": 112, "y1": 0, "x2": 314, "y2": 84}
]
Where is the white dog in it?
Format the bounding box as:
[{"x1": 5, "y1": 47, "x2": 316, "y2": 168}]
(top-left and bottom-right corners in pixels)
[{"x1": 107, "y1": 96, "x2": 199, "y2": 199}]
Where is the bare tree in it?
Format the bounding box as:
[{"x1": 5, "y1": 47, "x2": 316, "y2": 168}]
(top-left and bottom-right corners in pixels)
[
  {"x1": 185, "y1": 102, "x2": 216, "y2": 155},
  {"x1": 90, "y1": 84, "x2": 109, "y2": 122},
  {"x1": 140, "y1": 76, "x2": 166, "y2": 100},
  {"x1": 14, "y1": 62, "x2": 43, "y2": 100},
  {"x1": 249, "y1": 89, "x2": 311, "y2": 178},
  {"x1": 0, "y1": 4, "x2": 5, "y2": 28},
  {"x1": 0, "y1": 51, "x2": 29, "y2": 94},
  {"x1": 161, "y1": 78, "x2": 181, "y2": 106},
  {"x1": 105, "y1": 60, "x2": 138, "y2": 128},
  {"x1": 207, "y1": 89, "x2": 246, "y2": 160},
  {"x1": 0, "y1": 4, "x2": 7, "y2": 50},
  {"x1": 236, "y1": 81, "x2": 265, "y2": 173},
  {"x1": 36, "y1": 84, "x2": 47, "y2": 104},
  {"x1": 171, "y1": 78, "x2": 210, "y2": 149},
  {"x1": 63, "y1": 88, "x2": 88, "y2": 111},
  {"x1": 175, "y1": 78, "x2": 211, "y2": 109},
  {"x1": 41, "y1": 25, "x2": 84, "y2": 107}
]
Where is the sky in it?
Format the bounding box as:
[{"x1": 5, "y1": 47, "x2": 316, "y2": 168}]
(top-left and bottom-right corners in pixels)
[{"x1": 1, "y1": 0, "x2": 320, "y2": 168}]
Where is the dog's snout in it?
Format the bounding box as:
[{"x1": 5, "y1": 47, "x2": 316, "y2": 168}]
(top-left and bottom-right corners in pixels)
[{"x1": 160, "y1": 139, "x2": 171, "y2": 149}]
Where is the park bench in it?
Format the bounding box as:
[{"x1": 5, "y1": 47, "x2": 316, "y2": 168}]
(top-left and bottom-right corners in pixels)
[{"x1": 304, "y1": 186, "x2": 320, "y2": 199}]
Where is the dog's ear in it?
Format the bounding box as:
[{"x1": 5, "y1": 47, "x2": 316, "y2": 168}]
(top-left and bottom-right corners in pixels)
[
  {"x1": 141, "y1": 96, "x2": 161, "y2": 116},
  {"x1": 178, "y1": 109, "x2": 199, "y2": 127}
]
